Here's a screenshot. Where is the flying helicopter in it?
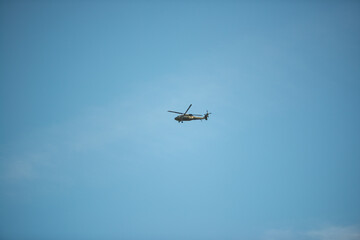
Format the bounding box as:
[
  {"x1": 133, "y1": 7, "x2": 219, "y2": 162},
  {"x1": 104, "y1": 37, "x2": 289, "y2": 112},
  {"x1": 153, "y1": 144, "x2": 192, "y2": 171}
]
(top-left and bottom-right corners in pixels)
[{"x1": 168, "y1": 104, "x2": 211, "y2": 123}]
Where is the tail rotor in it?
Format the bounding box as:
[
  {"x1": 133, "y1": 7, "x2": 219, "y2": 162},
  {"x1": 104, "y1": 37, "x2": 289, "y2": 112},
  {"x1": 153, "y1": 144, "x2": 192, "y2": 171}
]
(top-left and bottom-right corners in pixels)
[{"x1": 204, "y1": 110, "x2": 212, "y2": 120}]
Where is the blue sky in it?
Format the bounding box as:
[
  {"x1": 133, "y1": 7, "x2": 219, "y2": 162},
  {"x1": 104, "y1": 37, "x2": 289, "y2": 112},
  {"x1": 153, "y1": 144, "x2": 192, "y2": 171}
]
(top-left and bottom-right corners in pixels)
[{"x1": 1, "y1": 1, "x2": 360, "y2": 239}]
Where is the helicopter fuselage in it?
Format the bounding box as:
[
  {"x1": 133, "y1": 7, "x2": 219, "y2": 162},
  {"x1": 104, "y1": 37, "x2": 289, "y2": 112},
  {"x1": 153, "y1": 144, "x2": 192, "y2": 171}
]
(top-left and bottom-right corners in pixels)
[{"x1": 175, "y1": 114, "x2": 204, "y2": 122}]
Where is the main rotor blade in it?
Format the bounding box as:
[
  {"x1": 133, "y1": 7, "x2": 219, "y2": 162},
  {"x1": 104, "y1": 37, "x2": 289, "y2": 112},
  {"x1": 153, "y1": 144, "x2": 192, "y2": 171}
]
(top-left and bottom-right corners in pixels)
[
  {"x1": 183, "y1": 104, "x2": 192, "y2": 115},
  {"x1": 168, "y1": 111, "x2": 184, "y2": 114}
]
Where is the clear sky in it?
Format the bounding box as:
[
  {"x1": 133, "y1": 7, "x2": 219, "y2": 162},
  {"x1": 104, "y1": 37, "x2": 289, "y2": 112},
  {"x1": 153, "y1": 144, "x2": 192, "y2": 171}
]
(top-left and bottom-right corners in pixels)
[{"x1": 1, "y1": 1, "x2": 360, "y2": 240}]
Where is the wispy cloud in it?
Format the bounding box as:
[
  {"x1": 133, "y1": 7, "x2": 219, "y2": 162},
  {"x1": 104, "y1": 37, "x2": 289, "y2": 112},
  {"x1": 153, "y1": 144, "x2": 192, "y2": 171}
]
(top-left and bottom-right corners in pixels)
[
  {"x1": 3, "y1": 159, "x2": 36, "y2": 180},
  {"x1": 306, "y1": 225, "x2": 360, "y2": 240},
  {"x1": 263, "y1": 225, "x2": 360, "y2": 240},
  {"x1": 1, "y1": 101, "x2": 133, "y2": 182},
  {"x1": 0, "y1": 151, "x2": 52, "y2": 181},
  {"x1": 1, "y1": 75, "x2": 224, "y2": 183},
  {"x1": 264, "y1": 229, "x2": 302, "y2": 240}
]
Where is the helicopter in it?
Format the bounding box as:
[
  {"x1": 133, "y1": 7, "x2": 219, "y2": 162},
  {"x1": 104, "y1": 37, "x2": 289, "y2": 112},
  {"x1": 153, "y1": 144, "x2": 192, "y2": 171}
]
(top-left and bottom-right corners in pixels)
[{"x1": 168, "y1": 104, "x2": 211, "y2": 123}]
